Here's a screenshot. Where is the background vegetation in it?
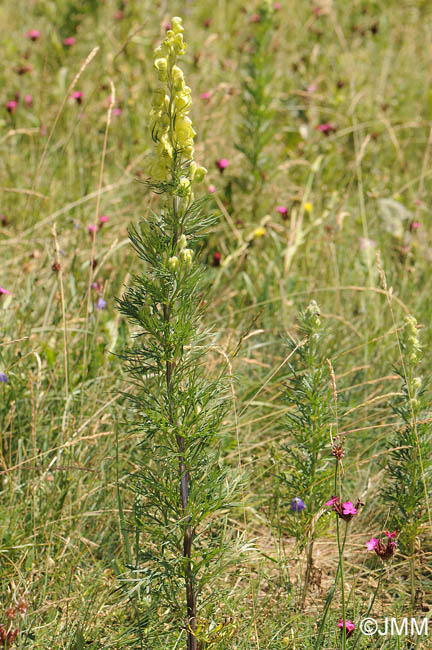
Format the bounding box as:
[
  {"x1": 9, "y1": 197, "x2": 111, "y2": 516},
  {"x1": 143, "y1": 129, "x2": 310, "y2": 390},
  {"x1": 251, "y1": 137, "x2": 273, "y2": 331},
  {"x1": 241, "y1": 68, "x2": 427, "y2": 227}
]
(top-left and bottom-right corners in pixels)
[{"x1": 1, "y1": 0, "x2": 432, "y2": 647}]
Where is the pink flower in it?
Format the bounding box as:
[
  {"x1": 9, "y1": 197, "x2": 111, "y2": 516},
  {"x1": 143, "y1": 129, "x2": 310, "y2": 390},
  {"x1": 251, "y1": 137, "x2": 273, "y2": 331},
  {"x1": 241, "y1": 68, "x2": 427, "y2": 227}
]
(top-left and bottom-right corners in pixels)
[
  {"x1": 87, "y1": 224, "x2": 97, "y2": 234},
  {"x1": 72, "y1": 91, "x2": 83, "y2": 104},
  {"x1": 384, "y1": 531, "x2": 397, "y2": 539},
  {"x1": 317, "y1": 122, "x2": 336, "y2": 135},
  {"x1": 274, "y1": 2, "x2": 281, "y2": 9},
  {"x1": 27, "y1": 29, "x2": 40, "y2": 41},
  {"x1": 113, "y1": 107, "x2": 122, "y2": 116},
  {"x1": 6, "y1": 100, "x2": 18, "y2": 114},
  {"x1": 366, "y1": 537, "x2": 379, "y2": 551},
  {"x1": 342, "y1": 501, "x2": 357, "y2": 516},
  {"x1": 337, "y1": 620, "x2": 355, "y2": 638},
  {"x1": 213, "y1": 252, "x2": 221, "y2": 267},
  {"x1": 251, "y1": 13, "x2": 260, "y2": 23},
  {"x1": 0, "y1": 287, "x2": 11, "y2": 296},
  {"x1": 276, "y1": 205, "x2": 288, "y2": 217},
  {"x1": 216, "y1": 158, "x2": 228, "y2": 172},
  {"x1": 99, "y1": 215, "x2": 109, "y2": 226},
  {"x1": 208, "y1": 185, "x2": 216, "y2": 193},
  {"x1": 325, "y1": 497, "x2": 338, "y2": 507},
  {"x1": 63, "y1": 37, "x2": 76, "y2": 46},
  {"x1": 410, "y1": 221, "x2": 420, "y2": 232},
  {"x1": 200, "y1": 91, "x2": 212, "y2": 101},
  {"x1": 24, "y1": 94, "x2": 33, "y2": 107}
]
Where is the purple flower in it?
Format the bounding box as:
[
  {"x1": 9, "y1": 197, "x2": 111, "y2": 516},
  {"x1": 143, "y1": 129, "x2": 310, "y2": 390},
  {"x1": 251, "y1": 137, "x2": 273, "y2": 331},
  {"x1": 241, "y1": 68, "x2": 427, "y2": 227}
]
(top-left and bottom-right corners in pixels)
[
  {"x1": 95, "y1": 297, "x2": 106, "y2": 311},
  {"x1": 63, "y1": 37, "x2": 76, "y2": 46},
  {"x1": 0, "y1": 372, "x2": 8, "y2": 383},
  {"x1": 291, "y1": 497, "x2": 306, "y2": 512}
]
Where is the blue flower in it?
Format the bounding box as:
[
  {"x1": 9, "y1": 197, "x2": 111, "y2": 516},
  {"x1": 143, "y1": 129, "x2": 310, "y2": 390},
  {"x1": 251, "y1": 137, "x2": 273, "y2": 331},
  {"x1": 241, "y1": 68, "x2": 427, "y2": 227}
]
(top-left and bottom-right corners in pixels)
[
  {"x1": 0, "y1": 372, "x2": 9, "y2": 383},
  {"x1": 291, "y1": 497, "x2": 306, "y2": 512},
  {"x1": 95, "y1": 297, "x2": 107, "y2": 311}
]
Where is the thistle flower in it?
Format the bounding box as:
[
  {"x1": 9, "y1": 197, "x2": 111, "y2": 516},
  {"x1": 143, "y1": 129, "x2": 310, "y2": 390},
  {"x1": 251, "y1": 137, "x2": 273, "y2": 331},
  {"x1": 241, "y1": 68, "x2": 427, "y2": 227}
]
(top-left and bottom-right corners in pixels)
[
  {"x1": 0, "y1": 372, "x2": 8, "y2": 383},
  {"x1": 63, "y1": 37, "x2": 76, "y2": 46},
  {"x1": 337, "y1": 619, "x2": 355, "y2": 638},
  {"x1": 26, "y1": 29, "x2": 40, "y2": 41},
  {"x1": 291, "y1": 497, "x2": 306, "y2": 512},
  {"x1": 147, "y1": 17, "x2": 207, "y2": 192}
]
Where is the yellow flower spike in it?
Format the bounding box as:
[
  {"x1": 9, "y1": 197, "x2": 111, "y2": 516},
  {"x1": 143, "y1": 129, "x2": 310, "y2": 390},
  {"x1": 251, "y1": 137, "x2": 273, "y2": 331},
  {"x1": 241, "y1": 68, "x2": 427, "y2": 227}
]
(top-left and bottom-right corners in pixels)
[
  {"x1": 168, "y1": 256, "x2": 179, "y2": 271},
  {"x1": 304, "y1": 202, "x2": 313, "y2": 213},
  {"x1": 148, "y1": 16, "x2": 206, "y2": 191}
]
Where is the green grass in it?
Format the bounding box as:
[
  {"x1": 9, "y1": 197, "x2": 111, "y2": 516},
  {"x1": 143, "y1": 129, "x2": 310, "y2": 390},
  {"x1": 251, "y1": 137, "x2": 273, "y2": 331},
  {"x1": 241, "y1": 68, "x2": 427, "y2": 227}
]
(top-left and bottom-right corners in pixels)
[{"x1": 1, "y1": 0, "x2": 432, "y2": 647}]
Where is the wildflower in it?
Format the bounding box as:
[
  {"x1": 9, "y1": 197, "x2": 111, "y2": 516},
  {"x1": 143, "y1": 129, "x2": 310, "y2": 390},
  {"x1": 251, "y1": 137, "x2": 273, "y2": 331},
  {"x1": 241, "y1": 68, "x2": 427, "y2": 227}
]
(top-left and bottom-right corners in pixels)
[
  {"x1": 0, "y1": 373, "x2": 9, "y2": 383},
  {"x1": 409, "y1": 221, "x2": 420, "y2": 232},
  {"x1": 276, "y1": 205, "x2": 288, "y2": 217},
  {"x1": 0, "y1": 625, "x2": 18, "y2": 645},
  {"x1": 251, "y1": 13, "x2": 261, "y2": 22},
  {"x1": 99, "y1": 215, "x2": 109, "y2": 226},
  {"x1": 216, "y1": 158, "x2": 228, "y2": 173},
  {"x1": 359, "y1": 237, "x2": 376, "y2": 250},
  {"x1": 304, "y1": 202, "x2": 313, "y2": 213},
  {"x1": 208, "y1": 184, "x2": 216, "y2": 194},
  {"x1": 95, "y1": 297, "x2": 106, "y2": 311},
  {"x1": 1, "y1": 215, "x2": 7, "y2": 226},
  {"x1": 403, "y1": 315, "x2": 421, "y2": 365},
  {"x1": 6, "y1": 100, "x2": 18, "y2": 113},
  {"x1": 274, "y1": 2, "x2": 281, "y2": 9},
  {"x1": 317, "y1": 122, "x2": 336, "y2": 135},
  {"x1": 63, "y1": 37, "x2": 76, "y2": 46},
  {"x1": 325, "y1": 496, "x2": 362, "y2": 521},
  {"x1": 72, "y1": 91, "x2": 83, "y2": 104},
  {"x1": 113, "y1": 107, "x2": 122, "y2": 116},
  {"x1": 147, "y1": 17, "x2": 206, "y2": 190},
  {"x1": 337, "y1": 619, "x2": 355, "y2": 638},
  {"x1": 87, "y1": 224, "x2": 97, "y2": 235},
  {"x1": 24, "y1": 94, "x2": 33, "y2": 107},
  {"x1": 200, "y1": 91, "x2": 211, "y2": 101},
  {"x1": 27, "y1": 29, "x2": 40, "y2": 41},
  {"x1": 180, "y1": 248, "x2": 193, "y2": 266},
  {"x1": 252, "y1": 227, "x2": 266, "y2": 239},
  {"x1": 168, "y1": 256, "x2": 179, "y2": 271},
  {"x1": 0, "y1": 287, "x2": 11, "y2": 296},
  {"x1": 291, "y1": 497, "x2": 306, "y2": 512},
  {"x1": 366, "y1": 531, "x2": 398, "y2": 560},
  {"x1": 331, "y1": 444, "x2": 345, "y2": 460}
]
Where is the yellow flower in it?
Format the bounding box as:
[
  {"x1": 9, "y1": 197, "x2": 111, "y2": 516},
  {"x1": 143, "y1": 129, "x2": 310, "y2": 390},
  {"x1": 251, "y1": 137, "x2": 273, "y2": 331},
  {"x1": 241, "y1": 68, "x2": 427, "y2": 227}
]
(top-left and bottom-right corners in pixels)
[
  {"x1": 304, "y1": 202, "x2": 313, "y2": 213},
  {"x1": 168, "y1": 256, "x2": 179, "y2": 270},
  {"x1": 171, "y1": 16, "x2": 184, "y2": 33},
  {"x1": 252, "y1": 227, "x2": 266, "y2": 239},
  {"x1": 154, "y1": 57, "x2": 168, "y2": 81}
]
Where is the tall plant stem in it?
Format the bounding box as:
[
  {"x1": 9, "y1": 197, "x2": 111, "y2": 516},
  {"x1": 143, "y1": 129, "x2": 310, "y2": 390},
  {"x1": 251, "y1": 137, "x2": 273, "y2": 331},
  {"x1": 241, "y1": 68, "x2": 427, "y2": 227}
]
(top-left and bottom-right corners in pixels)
[{"x1": 164, "y1": 196, "x2": 197, "y2": 650}]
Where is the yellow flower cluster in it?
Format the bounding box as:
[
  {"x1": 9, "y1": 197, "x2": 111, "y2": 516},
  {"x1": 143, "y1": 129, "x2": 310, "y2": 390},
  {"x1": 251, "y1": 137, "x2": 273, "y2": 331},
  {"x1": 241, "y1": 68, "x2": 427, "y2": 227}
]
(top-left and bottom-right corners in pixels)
[
  {"x1": 148, "y1": 16, "x2": 207, "y2": 190},
  {"x1": 404, "y1": 315, "x2": 421, "y2": 365}
]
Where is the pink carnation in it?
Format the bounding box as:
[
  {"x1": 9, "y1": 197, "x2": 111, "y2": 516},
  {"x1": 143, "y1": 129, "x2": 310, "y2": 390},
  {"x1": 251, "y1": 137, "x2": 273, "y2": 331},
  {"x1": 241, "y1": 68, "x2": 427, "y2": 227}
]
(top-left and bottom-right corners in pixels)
[
  {"x1": 27, "y1": 29, "x2": 40, "y2": 41},
  {"x1": 63, "y1": 37, "x2": 76, "y2": 46}
]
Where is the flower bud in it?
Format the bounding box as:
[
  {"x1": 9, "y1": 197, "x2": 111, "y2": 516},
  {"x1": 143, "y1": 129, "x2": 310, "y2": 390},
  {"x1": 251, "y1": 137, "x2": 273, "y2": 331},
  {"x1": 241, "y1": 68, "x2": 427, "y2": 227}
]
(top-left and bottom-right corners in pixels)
[
  {"x1": 194, "y1": 166, "x2": 207, "y2": 182},
  {"x1": 181, "y1": 248, "x2": 193, "y2": 266},
  {"x1": 168, "y1": 256, "x2": 179, "y2": 270}
]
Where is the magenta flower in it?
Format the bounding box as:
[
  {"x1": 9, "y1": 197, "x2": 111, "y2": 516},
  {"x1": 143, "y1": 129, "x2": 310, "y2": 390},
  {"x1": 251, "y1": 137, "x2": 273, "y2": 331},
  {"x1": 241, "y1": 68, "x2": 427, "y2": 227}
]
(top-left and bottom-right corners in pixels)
[
  {"x1": 366, "y1": 532, "x2": 398, "y2": 561},
  {"x1": 409, "y1": 221, "x2": 420, "y2": 232},
  {"x1": 0, "y1": 287, "x2": 11, "y2": 296},
  {"x1": 72, "y1": 91, "x2": 83, "y2": 104},
  {"x1": 342, "y1": 501, "x2": 357, "y2": 516},
  {"x1": 274, "y1": 2, "x2": 281, "y2": 9},
  {"x1": 325, "y1": 496, "x2": 362, "y2": 521},
  {"x1": 27, "y1": 29, "x2": 40, "y2": 41},
  {"x1": 276, "y1": 205, "x2": 288, "y2": 217},
  {"x1": 200, "y1": 91, "x2": 211, "y2": 101},
  {"x1": 337, "y1": 619, "x2": 355, "y2": 638},
  {"x1": 113, "y1": 107, "x2": 122, "y2": 116},
  {"x1": 24, "y1": 94, "x2": 33, "y2": 107},
  {"x1": 317, "y1": 122, "x2": 336, "y2": 135},
  {"x1": 213, "y1": 252, "x2": 221, "y2": 267},
  {"x1": 208, "y1": 184, "x2": 216, "y2": 194},
  {"x1": 87, "y1": 224, "x2": 97, "y2": 234},
  {"x1": 216, "y1": 158, "x2": 228, "y2": 173},
  {"x1": 6, "y1": 101, "x2": 18, "y2": 114},
  {"x1": 63, "y1": 37, "x2": 76, "y2": 46},
  {"x1": 99, "y1": 215, "x2": 109, "y2": 227},
  {"x1": 366, "y1": 537, "x2": 379, "y2": 551}
]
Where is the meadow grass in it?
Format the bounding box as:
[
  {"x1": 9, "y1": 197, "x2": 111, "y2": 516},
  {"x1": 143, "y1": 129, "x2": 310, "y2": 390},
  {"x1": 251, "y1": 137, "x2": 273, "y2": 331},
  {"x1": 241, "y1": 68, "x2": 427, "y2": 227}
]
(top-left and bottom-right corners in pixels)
[{"x1": 1, "y1": 0, "x2": 432, "y2": 647}]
